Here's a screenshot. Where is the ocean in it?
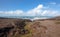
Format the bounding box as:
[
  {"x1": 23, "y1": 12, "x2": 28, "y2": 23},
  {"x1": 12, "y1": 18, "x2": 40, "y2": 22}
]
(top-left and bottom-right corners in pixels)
[{"x1": 2, "y1": 16, "x2": 53, "y2": 19}]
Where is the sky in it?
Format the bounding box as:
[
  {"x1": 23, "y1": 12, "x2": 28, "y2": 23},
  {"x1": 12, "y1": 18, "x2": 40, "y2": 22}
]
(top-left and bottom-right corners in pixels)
[{"x1": 0, "y1": 0, "x2": 60, "y2": 17}]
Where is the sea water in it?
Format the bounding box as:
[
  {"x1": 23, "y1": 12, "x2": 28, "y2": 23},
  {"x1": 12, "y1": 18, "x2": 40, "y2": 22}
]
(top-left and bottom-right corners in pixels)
[{"x1": 3, "y1": 16, "x2": 53, "y2": 20}]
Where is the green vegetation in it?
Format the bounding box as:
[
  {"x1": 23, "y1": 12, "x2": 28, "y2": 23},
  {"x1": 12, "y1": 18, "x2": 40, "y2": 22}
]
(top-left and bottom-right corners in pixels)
[
  {"x1": 12, "y1": 22, "x2": 33, "y2": 37},
  {"x1": 21, "y1": 22, "x2": 33, "y2": 37}
]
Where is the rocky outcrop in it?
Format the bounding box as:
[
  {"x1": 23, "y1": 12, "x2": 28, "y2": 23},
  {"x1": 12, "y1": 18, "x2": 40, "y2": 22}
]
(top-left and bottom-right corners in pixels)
[{"x1": 0, "y1": 19, "x2": 32, "y2": 37}]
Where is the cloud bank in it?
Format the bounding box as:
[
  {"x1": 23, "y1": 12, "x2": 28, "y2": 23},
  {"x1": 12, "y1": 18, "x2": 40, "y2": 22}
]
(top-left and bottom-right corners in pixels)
[{"x1": 0, "y1": 4, "x2": 60, "y2": 17}]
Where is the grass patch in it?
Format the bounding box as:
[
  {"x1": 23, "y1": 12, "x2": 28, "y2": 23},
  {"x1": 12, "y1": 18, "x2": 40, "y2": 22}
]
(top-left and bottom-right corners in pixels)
[
  {"x1": 22, "y1": 22, "x2": 33, "y2": 37},
  {"x1": 10, "y1": 22, "x2": 32, "y2": 37}
]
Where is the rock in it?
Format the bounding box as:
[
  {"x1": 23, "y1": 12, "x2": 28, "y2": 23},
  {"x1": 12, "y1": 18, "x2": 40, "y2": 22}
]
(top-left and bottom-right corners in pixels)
[{"x1": 0, "y1": 18, "x2": 31, "y2": 37}]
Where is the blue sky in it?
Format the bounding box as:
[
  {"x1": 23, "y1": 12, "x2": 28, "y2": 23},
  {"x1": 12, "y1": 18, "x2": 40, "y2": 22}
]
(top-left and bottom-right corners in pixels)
[{"x1": 0, "y1": 0, "x2": 60, "y2": 17}]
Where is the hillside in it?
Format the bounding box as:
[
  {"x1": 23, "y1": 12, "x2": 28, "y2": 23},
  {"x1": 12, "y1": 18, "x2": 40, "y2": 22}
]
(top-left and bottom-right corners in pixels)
[{"x1": 0, "y1": 16, "x2": 60, "y2": 37}]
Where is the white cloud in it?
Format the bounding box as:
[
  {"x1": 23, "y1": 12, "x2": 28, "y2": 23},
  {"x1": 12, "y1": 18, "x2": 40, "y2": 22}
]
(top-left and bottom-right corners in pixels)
[
  {"x1": 0, "y1": 4, "x2": 60, "y2": 17},
  {"x1": 26, "y1": 4, "x2": 43, "y2": 16},
  {"x1": 26, "y1": 4, "x2": 60, "y2": 16},
  {"x1": 41, "y1": 10, "x2": 60, "y2": 16},
  {"x1": 0, "y1": 10, "x2": 24, "y2": 16}
]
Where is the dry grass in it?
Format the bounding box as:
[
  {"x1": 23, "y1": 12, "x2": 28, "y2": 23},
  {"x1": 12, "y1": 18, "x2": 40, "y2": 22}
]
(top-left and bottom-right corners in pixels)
[
  {"x1": 13, "y1": 22, "x2": 33, "y2": 37},
  {"x1": 55, "y1": 20, "x2": 60, "y2": 24},
  {"x1": 22, "y1": 22, "x2": 33, "y2": 37}
]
